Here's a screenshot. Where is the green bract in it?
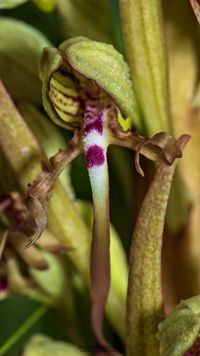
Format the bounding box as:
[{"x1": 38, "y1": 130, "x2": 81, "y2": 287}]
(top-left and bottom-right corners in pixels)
[{"x1": 40, "y1": 36, "x2": 141, "y2": 131}]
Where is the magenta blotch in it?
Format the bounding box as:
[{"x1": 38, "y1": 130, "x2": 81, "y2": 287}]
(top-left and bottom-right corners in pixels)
[
  {"x1": 86, "y1": 145, "x2": 105, "y2": 168},
  {"x1": 84, "y1": 117, "x2": 103, "y2": 135}
]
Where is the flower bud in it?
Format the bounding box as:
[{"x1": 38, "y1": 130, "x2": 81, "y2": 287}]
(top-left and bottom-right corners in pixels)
[
  {"x1": 158, "y1": 295, "x2": 200, "y2": 356},
  {"x1": 22, "y1": 334, "x2": 89, "y2": 356}
]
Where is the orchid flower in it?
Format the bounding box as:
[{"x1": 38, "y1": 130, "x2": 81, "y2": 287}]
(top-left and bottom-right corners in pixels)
[{"x1": 24, "y1": 36, "x2": 183, "y2": 352}]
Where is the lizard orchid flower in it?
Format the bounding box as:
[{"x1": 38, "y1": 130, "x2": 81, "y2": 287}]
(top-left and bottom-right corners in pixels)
[{"x1": 25, "y1": 37, "x2": 182, "y2": 353}]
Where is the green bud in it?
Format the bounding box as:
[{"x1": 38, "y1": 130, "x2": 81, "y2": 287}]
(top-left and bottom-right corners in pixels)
[
  {"x1": 33, "y1": 0, "x2": 56, "y2": 12},
  {"x1": 0, "y1": 18, "x2": 51, "y2": 103},
  {"x1": 158, "y1": 295, "x2": 200, "y2": 356},
  {"x1": 22, "y1": 334, "x2": 89, "y2": 356}
]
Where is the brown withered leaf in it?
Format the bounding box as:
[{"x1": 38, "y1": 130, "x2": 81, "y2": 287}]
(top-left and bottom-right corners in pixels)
[
  {"x1": 109, "y1": 118, "x2": 183, "y2": 176},
  {"x1": 189, "y1": 0, "x2": 200, "y2": 23},
  {"x1": 25, "y1": 132, "x2": 81, "y2": 248}
]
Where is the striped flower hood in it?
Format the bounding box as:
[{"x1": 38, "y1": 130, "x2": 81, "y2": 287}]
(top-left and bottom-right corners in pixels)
[{"x1": 39, "y1": 36, "x2": 141, "y2": 132}]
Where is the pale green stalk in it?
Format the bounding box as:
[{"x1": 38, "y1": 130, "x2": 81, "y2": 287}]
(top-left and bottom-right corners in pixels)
[{"x1": 119, "y1": 0, "x2": 171, "y2": 136}]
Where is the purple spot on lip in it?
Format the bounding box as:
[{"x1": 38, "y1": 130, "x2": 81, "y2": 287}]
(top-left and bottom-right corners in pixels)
[
  {"x1": 84, "y1": 118, "x2": 103, "y2": 135},
  {"x1": 86, "y1": 145, "x2": 105, "y2": 168},
  {"x1": 84, "y1": 113, "x2": 103, "y2": 135}
]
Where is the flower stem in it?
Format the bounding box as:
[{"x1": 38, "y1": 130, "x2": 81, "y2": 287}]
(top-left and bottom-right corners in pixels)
[
  {"x1": 126, "y1": 135, "x2": 189, "y2": 356},
  {"x1": 119, "y1": 0, "x2": 171, "y2": 136}
]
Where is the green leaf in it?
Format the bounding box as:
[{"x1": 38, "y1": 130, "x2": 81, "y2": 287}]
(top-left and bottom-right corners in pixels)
[
  {"x1": 0, "y1": 0, "x2": 28, "y2": 8},
  {"x1": 22, "y1": 334, "x2": 89, "y2": 356},
  {"x1": 126, "y1": 135, "x2": 189, "y2": 356},
  {"x1": 0, "y1": 17, "x2": 51, "y2": 103},
  {"x1": 158, "y1": 295, "x2": 200, "y2": 356},
  {"x1": 119, "y1": 0, "x2": 171, "y2": 136}
]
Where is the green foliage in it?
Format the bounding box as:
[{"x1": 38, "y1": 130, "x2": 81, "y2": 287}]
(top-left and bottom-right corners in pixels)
[
  {"x1": 0, "y1": 0, "x2": 28, "y2": 9},
  {"x1": 0, "y1": 17, "x2": 51, "y2": 103}
]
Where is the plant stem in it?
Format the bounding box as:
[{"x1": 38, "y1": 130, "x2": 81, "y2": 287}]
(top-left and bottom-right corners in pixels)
[
  {"x1": 0, "y1": 306, "x2": 47, "y2": 355},
  {"x1": 119, "y1": 0, "x2": 171, "y2": 136},
  {"x1": 126, "y1": 135, "x2": 189, "y2": 356}
]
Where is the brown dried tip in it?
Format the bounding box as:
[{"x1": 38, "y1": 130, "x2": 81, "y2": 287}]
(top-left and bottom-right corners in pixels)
[{"x1": 135, "y1": 132, "x2": 183, "y2": 176}]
